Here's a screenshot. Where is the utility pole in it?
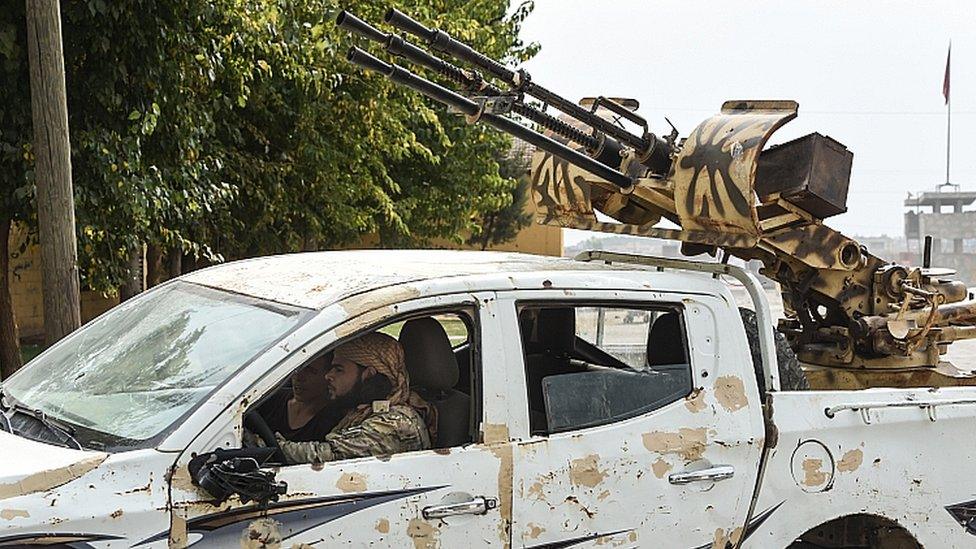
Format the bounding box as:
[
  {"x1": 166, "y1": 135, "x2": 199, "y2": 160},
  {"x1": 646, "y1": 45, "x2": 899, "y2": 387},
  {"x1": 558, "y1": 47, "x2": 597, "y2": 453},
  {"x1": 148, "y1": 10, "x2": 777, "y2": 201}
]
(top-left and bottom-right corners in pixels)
[{"x1": 26, "y1": 0, "x2": 81, "y2": 345}]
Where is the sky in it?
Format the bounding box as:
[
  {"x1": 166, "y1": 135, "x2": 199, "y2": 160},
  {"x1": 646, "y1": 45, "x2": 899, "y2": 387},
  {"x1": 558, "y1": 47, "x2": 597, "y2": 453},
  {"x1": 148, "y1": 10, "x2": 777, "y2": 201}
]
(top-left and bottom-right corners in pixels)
[{"x1": 516, "y1": 0, "x2": 976, "y2": 243}]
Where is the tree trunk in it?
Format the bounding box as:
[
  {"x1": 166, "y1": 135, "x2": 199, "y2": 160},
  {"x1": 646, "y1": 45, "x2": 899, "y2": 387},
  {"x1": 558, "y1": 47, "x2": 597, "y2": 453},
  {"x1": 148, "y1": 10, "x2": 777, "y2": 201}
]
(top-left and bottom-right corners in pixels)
[
  {"x1": 0, "y1": 218, "x2": 23, "y2": 379},
  {"x1": 167, "y1": 249, "x2": 182, "y2": 279},
  {"x1": 26, "y1": 0, "x2": 81, "y2": 346},
  {"x1": 146, "y1": 243, "x2": 164, "y2": 287},
  {"x1": 118, "y1": 242, "x2": 144, "y2": 301}
]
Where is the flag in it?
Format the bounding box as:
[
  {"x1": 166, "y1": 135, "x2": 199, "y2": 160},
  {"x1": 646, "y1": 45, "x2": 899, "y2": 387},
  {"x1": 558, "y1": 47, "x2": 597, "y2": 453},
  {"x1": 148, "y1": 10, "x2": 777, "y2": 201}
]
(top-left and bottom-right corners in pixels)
[{"x1": 943, "y1": 44, "x2": 951, "y2": 105}]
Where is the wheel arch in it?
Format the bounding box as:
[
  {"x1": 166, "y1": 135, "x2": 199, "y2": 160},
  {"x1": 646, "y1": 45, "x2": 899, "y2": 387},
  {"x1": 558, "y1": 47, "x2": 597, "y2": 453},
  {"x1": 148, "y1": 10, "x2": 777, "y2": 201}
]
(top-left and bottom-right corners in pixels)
[{"x1": 786, "y1": 512, "x2": 922, "y2": 549}]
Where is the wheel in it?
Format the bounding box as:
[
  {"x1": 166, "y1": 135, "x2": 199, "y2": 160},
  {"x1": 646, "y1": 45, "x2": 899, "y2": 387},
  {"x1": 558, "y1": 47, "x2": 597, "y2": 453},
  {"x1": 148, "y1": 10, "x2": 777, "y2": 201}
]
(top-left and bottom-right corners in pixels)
[
  {"x1": 244, "y1": 410, "x2": 286, "y2": 463},
  {"x1": 738, "y1": 307, "x2": 809, "y2": 393}
]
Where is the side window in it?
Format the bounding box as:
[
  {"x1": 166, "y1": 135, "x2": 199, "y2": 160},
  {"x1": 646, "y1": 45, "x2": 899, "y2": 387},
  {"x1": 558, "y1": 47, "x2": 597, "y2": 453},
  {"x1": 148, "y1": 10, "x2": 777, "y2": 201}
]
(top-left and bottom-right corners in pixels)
[
  {"x1": 244, "y1": 309, "x2": 479, "y2": 465},
  {"x1": 380, "y1": 313, "x2": 470, "y2": 348},
  {"x1": 519, "y1": 303, "x2": 693, "y2": 435}
]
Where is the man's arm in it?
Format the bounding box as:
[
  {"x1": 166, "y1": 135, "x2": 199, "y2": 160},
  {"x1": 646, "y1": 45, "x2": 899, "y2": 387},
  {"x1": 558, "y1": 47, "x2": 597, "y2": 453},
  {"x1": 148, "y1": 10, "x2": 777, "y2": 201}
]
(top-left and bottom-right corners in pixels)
[{"x1": 276, "y1": 407, "x2": 430, "y2": 464}]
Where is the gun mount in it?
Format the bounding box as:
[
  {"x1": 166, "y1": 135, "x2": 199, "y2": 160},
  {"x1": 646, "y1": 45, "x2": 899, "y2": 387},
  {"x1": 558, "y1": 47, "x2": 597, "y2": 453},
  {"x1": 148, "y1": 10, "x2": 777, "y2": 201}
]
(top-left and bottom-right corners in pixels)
[{"x1": 338, "y1": 10, "x2": 976, "y2": 388}]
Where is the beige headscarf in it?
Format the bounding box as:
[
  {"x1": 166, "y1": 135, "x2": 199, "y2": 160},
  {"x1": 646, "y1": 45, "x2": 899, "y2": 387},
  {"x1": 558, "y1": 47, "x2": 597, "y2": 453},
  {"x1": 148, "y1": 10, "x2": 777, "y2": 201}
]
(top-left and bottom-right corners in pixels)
[{"x1": 332, "y1": 332, "x2": 437, "y2": 440}]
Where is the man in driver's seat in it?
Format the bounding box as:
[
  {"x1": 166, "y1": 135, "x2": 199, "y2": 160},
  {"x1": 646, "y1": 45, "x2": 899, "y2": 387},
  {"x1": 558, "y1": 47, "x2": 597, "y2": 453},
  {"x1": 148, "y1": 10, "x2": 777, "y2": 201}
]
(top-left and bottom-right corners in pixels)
[{"x1": 272, "y1": 332, "x2": 437, "y2": 464}]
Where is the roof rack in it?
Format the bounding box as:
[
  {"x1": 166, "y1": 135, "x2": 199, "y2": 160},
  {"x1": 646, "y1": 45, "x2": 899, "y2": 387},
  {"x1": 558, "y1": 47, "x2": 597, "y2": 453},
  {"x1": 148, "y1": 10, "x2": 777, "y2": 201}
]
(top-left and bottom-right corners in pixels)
[{"x1": 574, "y1": 250, "x2": 779, "y2": 392}]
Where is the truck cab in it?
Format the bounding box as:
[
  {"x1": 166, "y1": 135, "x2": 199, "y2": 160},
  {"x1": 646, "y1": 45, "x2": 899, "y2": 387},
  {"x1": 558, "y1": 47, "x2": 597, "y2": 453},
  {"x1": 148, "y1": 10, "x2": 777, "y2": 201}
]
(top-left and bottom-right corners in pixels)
[{"x1": 0, "y1": 250, "x2": 972, "y2": 547}]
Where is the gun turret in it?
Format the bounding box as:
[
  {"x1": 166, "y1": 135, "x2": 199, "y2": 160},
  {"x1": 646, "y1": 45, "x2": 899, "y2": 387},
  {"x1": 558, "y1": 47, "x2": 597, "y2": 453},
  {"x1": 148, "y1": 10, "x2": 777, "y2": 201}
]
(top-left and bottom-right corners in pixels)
[{"x1": 338, "y1": 10, "x2": 976, "y2": 389}]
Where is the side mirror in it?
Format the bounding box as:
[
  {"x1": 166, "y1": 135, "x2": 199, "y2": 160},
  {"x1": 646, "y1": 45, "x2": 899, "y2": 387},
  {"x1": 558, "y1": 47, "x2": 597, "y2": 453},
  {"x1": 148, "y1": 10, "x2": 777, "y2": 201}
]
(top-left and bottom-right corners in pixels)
[{"x1": 188, "y1": 448, "x2": 287, "y2": 505}]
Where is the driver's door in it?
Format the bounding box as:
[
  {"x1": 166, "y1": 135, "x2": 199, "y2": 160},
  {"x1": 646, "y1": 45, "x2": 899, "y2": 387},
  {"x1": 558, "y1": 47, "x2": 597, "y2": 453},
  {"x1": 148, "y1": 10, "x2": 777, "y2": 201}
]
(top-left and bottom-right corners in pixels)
[{"x1": 167, "y1": 292, "x2": 516, "y2": 548}]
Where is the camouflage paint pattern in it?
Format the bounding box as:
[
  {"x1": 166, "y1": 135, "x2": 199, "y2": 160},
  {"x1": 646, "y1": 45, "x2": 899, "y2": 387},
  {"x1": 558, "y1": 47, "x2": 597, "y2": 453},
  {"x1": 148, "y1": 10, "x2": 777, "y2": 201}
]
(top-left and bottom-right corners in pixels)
[
  {"x1": 276, "y1": 405, "x2": 430, "y2": 464},
  {"x1": 671, "y1": 100, "x2": 797, "y2": 237}
]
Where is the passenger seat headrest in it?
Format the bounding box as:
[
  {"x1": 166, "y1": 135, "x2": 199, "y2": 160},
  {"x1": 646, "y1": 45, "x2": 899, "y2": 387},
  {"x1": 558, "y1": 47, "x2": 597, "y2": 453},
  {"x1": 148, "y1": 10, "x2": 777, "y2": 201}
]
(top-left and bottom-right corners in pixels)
[
  {"x1": 521, "y1": 307, "x2": 576, "y2": 356},
  {"x1": 647, "y1": 312, "x2": 686, "y2": 366},
  {"x1": 399, "y1": 317, "x2": 460, "y2": 391}
]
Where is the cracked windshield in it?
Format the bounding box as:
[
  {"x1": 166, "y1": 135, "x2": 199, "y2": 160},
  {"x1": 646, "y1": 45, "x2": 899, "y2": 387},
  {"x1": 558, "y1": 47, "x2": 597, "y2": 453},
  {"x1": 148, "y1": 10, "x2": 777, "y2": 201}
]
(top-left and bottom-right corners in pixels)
[{"x1": 2, "y1": 282, "x2": 307, "y2": 448}]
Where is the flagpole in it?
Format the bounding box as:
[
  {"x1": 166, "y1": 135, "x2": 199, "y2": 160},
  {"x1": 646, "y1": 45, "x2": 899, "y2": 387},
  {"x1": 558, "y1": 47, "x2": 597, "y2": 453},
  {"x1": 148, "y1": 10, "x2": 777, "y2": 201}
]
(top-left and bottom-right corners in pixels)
[
  {"x1": 943, "y1": 42, "x2": 952, "y2": 185},
  {"x1": 946, "y1": 43, "x2": 951, "y2": 186}
]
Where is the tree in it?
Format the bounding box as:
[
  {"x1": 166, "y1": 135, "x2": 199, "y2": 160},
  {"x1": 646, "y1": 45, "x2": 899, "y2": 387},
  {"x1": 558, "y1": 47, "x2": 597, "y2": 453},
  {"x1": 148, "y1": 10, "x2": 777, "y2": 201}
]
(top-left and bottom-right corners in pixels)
[
  {"x1": 468, "y1": 147, "x2": 534, "y2": 250},
  {"x1": 0, "y1": 0, "x2": 538, "y2": 378},
  {"x1": 26, "y1": 0, "x2": 82, "y2": 346}
]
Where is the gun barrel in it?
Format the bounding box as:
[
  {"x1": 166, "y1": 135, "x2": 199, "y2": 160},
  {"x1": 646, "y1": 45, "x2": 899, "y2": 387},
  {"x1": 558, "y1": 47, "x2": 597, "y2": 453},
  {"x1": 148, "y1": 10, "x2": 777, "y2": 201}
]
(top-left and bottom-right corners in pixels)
[
  {"x1": 345, "y1": 47, "x2": 634, "y2": 190},
  {"x1": 384, "y1": 8, "x2": 515, "y2": 83},
  {"x1": 384, "y1": 8, "x2": 656, "y2": 158},
  {"x1": 338, "y1": 11, "x2": 602, "y2": 151},
  {"x1": 335, "y1": 10, "x2": 387, "y2": 43}
]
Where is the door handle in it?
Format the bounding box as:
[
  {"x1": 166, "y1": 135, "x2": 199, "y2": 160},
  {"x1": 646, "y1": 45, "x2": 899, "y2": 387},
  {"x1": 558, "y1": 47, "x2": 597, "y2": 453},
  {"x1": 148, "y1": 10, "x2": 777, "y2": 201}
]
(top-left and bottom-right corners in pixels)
[
  {"x1": 669, "y1": 464, "x2": 735, "y2": 485},
  {"x1": 422, "y1": 496, "x2": 498, "y2": 519}
]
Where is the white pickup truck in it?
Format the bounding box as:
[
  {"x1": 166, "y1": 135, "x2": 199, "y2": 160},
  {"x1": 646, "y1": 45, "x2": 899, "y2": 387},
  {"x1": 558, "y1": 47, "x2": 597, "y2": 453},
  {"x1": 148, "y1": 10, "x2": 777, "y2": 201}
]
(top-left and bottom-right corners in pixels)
[{"x1": 1, "y1": 249, "x2": 973, "y2": 548}]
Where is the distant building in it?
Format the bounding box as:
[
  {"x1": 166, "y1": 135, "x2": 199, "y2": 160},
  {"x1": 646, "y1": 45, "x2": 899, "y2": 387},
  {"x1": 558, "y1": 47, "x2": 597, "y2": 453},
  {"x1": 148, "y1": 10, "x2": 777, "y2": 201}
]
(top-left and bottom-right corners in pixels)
[{"x1": 905, "y1": 188, "x2": 976, "y2": 284}]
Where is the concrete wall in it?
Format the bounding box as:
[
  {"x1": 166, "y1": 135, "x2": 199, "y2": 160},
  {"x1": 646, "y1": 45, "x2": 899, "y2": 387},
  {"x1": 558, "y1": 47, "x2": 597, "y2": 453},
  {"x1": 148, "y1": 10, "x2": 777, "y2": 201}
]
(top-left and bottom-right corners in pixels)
[{"x1": 918, "y1": 212, "x2": 976, "y2": 241}]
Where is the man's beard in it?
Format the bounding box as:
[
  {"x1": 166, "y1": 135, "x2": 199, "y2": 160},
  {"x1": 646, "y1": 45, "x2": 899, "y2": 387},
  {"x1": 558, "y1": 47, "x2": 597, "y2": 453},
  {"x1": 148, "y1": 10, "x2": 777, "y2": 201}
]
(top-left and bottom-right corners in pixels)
[
  {"x1": 326, "y1": 377, "x2": 365, "y2": 411},
  {"x1": 326, "y1": 374, "x2": 394, "y2": 411}
]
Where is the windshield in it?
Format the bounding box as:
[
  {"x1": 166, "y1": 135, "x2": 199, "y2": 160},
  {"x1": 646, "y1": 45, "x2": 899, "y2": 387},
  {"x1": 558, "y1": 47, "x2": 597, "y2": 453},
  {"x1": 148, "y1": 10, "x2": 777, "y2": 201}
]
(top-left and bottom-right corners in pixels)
[{"x1": 2, "y1": 281, "x2": 309, "y2": 450}]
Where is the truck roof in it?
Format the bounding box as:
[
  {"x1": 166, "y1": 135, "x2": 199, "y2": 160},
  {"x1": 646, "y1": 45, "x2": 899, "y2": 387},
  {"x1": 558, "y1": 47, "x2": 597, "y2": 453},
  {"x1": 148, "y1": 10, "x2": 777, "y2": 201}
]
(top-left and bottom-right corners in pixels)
[{"x1": 180, "y1": 249, "x2": 633, "y2": 309}]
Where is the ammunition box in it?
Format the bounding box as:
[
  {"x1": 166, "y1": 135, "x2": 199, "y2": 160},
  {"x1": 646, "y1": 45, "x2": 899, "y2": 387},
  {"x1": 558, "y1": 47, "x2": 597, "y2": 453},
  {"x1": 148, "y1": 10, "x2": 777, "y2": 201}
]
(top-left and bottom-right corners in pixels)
[{"x1": 756, "y1": 133, "x2": 852, "y2": 219}]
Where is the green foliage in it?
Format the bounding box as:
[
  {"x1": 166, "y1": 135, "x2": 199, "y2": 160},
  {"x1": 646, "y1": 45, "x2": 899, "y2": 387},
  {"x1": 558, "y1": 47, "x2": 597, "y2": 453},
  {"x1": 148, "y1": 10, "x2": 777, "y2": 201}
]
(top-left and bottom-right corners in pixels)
[
  {"x1": 0, "y1": 0, "x2": 537, "y2": 291},
  {"x1": 467, "y1": 148, "x2": 533, "y2": 250}
]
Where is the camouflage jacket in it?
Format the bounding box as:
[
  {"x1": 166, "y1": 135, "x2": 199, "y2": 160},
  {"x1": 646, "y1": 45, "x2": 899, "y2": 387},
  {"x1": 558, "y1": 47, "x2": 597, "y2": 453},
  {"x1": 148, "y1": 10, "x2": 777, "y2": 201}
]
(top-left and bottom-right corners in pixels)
[{"x1": 275, "y1": 404, "x2": 431, "y2": 464}]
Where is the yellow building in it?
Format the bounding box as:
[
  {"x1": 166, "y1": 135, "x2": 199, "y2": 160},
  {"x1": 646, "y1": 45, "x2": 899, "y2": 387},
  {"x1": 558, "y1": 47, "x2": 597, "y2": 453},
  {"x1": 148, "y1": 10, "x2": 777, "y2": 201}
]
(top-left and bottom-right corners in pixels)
[
  {"x1": 7, "y1": 225, "x2": 116, "y2": 340},
  {"x1": 6, "y1": 215, "x2": 561, "y2": 341}
]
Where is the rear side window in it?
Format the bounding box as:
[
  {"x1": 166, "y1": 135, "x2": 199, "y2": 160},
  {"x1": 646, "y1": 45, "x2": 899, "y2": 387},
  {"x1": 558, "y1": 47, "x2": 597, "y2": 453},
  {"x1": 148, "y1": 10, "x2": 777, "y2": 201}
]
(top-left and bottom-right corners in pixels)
[{"x1": 519, "y1": 303, "x2": 693, "y2": 434}]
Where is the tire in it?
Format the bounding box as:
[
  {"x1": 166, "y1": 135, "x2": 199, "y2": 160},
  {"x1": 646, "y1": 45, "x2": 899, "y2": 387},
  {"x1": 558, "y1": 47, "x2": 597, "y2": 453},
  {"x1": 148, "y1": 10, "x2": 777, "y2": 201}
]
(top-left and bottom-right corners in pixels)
[{"x1": 738, "y1": 307, "x2": 809, "y2": 392}]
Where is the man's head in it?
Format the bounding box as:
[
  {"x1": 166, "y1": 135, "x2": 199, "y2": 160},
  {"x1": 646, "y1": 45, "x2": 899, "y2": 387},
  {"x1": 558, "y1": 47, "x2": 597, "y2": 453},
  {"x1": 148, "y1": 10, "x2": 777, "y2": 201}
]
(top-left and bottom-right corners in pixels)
[
  {"x1": 291, "y1": 352, "x2": 332, "y2": 404},
  {"x1": 326, "y1": 332, "x2": 404, "y2": 407}
]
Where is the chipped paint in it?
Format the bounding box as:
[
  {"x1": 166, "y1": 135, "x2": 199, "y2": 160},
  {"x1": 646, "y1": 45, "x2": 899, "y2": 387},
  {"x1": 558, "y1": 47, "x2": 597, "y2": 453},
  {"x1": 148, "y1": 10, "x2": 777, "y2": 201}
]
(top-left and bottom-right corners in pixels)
[
  {"x1": 802, "y1": 458, "x2": 828, "y2": 487},
  {"x1": 109, "y1": 508, "x2": 123, "y2": 519},
  {"x1": 729, "y1": 526, "x2": 744, "y2": 545},
  {"x1": 490, "y1": 441, "x2": 515, "y2": 548},
  {"x1": 169, "y1": 512, "x2": 188, "y2": 549},
  {"x1": 597, "y1": 490, "x2": 611, "y2": 501},
  {"x1": 482, "y1": 423, "x2": 510, "y2": 444},
  {"x1": 569, "y1": 455, "x2": 607, "y2": 488},
  {"x1": 527, "y1": 481, "x2": 545, "y2": 501},
  {"x1": 242, "y1": 518, "x2": 283, "y2": 548},
  {"x1": 375, "y1": 518, "x2": 390, "y2": 534},
  {"x1": 525, "y1": 522, "x2": 545, "y2": 540},
  {"x1": 711, "y1": 528, "x2": 727, "y2": 549},
  {"x1": 713, "y1": 375, "x2": 748, "y2": 412},
  {"x1": 837, "y1": 449, "x2": 864, "y2": 473},
  {"x1": 407, "y1": 518, "x2": 439, "y2": 549},
  {"x1": 168, "y1": 464, "x2": 196, "y2": 494},
  {"x1": 182, "y1": 250, "x2": 592, "y2": 309},
  {"x1": 684, "y1": 387, "x2": 707, "y2": 413},
  {"x1": 651, "y1": 458, "x2": 673, "y2": 479},
  {"x1": 336, "y1": 472, "x2": 367, "y2": 493},
  {"x1": 642, "y1": 428, "x2": 708, "y2": 461},
  {"x1": 0, "y1": 454, "x2": 106, "y2": 500},
  {"x1": 0, "y1": 508, "x2": 29, "y2": 520}
]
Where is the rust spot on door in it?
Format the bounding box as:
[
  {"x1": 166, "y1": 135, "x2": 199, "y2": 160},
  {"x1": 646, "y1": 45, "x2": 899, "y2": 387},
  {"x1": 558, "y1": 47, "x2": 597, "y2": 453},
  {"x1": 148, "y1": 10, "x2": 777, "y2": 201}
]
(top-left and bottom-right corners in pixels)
[
  {"x1": 837, "y1": 449, "x2": 863, "y2": 472},
  {"x1": 569, "y1": 455, "x2": 607, "y2": 488},
  {"x1": 336, "y1": 472, "x2": 367, "y2": 493},
  {"x1": 642, "y1": 428, "x2": 708, "y2": 461},
  {"x1": 684, "y1": 388, "x2": 707, "y2": 413},
  {"x1": 651, "y1": 458, "x2": 673, "y2": 479},
  {"x1": 713, "y1": 375, "x2": 747, "y2": 412},
  {"x1": 407, "y1": 518, "x2": 440, "y2": 549}
]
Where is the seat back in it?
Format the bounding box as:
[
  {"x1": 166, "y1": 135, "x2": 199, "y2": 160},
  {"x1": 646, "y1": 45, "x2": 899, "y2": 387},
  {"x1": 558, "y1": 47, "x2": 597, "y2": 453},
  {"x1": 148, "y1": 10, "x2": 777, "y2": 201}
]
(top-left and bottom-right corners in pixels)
[{"x1": 399, "y1": 318, "x2": 471, "y2": 447}]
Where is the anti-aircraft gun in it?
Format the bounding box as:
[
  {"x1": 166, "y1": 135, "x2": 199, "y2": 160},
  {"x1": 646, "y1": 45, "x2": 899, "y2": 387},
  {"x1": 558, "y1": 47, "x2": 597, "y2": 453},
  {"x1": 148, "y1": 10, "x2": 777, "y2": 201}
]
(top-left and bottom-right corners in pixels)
[{"x1": 337, "y1": 9, "x2": 976, "y2": 389}]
